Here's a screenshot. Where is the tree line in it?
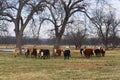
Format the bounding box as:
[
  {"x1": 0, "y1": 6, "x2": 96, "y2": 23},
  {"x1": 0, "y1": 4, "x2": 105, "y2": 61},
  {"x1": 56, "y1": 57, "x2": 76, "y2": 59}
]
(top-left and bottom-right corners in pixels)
[{"x1": 0, "y1": 36, "x2": 120, "y2": 49}]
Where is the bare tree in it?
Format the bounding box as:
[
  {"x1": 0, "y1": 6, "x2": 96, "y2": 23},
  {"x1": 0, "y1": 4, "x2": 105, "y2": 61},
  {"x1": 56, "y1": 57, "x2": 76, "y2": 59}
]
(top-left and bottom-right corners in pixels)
[
  {"x1": 109, "y1": 17, "x2": 120, "y2": 48},
  {"x1": 44, "y1": 0, "x2": 88, "y2": 50},
  {"x1": 65, "y1": 29, "x2": 86, "y2": 49},
  {"x1": 91, "y1": 8, "x2": 120, "y2": 49},
  {"x1": 63, "y1": 15, "x2": 87, "y2": 49},
  {"x1": 0, "y1": 0, "x2": 47, "y2": 53},
  {"x1": 0, "y1": 20, "x2": 9, "y2": 36}
]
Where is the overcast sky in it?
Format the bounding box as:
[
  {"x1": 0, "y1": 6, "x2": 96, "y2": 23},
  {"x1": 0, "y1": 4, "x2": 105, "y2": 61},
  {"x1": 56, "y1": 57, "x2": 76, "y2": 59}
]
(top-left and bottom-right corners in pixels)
[{"x1": 109, "y1": 0, "x2": 120, "y2": 16}]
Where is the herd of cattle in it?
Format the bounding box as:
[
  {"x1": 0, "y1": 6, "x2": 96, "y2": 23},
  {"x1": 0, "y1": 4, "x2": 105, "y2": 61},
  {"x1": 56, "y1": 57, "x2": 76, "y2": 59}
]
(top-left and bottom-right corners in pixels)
[
  {"x1": 23, "y1": 48, "x2": 71, "y2": 59},
  {"x1": 14, "y1": 47, "x2": 105, "y2": 59}
]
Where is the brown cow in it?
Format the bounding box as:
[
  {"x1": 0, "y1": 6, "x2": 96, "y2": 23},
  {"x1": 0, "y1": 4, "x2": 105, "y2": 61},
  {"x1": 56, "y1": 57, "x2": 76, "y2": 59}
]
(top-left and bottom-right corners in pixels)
[
  {"x1": 31, "y1": 48, "x2": 37, "y2": 58},
  {"x1": 83, "y1": 48, "x2": 94, "y2": 58},
  {"x1": 100, "y1": 48, "x2": 105, "y2": 57},
  {"x1": 25, "y1": 48, "x2": 38, "y2": 58},
  {"x1": 81, "y1": 48, "x2": 105, "y2": 58},
  {"x1": 56, "y1": 48, "x2": 62, "y2": 56},
  {"x1": 54, "y1": 48, "x2": 62, "y2": 56}
]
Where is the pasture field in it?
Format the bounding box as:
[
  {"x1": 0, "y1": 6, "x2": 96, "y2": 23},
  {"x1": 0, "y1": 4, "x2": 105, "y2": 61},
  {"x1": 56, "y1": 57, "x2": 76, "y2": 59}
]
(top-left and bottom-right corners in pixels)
[{"x1": 0, "y1": 49, "x2": 120, "y2": 80}]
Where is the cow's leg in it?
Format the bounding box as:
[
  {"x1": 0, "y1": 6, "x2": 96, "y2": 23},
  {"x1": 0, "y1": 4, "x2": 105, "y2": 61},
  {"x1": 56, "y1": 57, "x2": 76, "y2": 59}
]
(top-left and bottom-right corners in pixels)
[
  {"x1": 80, "y1": 49, "x2": 83, "y2": 56},
  {"x1": 25, "y1": 52, "x2": 27, "y2": 57},
  {"x1": 43, "y1": 55, "x2": 46, "y2": 59},
  {"x1": 14, "y1": 52, "x2": 18, "y2": 58},
  {"x1": 30, "y1": 52, "x2": 32, "y2": 58},
  {"x1": 97, "y1": 52, "x2": 101, "y2": 57},
  {"x1": 85, "y1": 54, "x2": 90, "y2": 58},
  {"x1": 41, "y1": 56, "x2": 43, "y2": 59},
  {"x1": 68, "y1": 56, "x2": 69, "y2": 59},
  {"x1": 64, "y1": 56, "x2": 66, "y2": 60},
  {"x1": 26, "y1": 52, "x2": 29, "y2": 57},
  {"x1": 102, "y1": 53, "x2": 105, "y2": 57},
  {"x1": 64, "y1": 53, "x2": 67, "y2": 59},
  {"x1": 64, "y1": 57, "x2": 66, "y2": 59}
]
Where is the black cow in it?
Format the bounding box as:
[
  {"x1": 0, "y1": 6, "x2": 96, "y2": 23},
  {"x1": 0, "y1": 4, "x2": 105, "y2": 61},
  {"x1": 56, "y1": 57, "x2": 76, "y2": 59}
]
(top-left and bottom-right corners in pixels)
[
  {"x1": 63, "y1": 50, "x2": 71, "y2": 59},
  {"x1": 94, "y1": 49, "x2": 101, "y2": 57},
  {"x1": 40, "y1": 49, "x2": 50, "y2": 59},
  {"x1": 94, "y1": 48, "x2": 105, "y2": 57}
]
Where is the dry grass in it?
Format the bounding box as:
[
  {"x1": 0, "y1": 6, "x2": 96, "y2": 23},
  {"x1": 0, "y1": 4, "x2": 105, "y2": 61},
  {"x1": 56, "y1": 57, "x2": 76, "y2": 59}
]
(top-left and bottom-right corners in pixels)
[{"x1": 0, "y1": 48, "x2": 120, "y2": 80}]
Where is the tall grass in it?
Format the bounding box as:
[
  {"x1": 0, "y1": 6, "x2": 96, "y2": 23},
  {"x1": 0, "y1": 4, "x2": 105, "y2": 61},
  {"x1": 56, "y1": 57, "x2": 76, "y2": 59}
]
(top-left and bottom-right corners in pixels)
[{"x1": 0, "y1": 50, "x2": 120, "y2": 80}]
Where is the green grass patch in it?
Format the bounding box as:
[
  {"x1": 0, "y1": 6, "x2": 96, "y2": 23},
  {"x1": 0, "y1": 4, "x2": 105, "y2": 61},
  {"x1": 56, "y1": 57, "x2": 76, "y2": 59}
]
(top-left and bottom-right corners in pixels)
[{"x1": 0, "y1": 51, "x2": 120, "y2": 80}]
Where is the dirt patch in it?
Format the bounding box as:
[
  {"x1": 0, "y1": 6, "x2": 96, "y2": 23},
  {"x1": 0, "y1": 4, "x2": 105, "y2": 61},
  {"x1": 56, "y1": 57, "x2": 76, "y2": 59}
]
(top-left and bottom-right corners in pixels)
[{"x1": 54, "y1": 62, "x2": 110, "y2": 69}]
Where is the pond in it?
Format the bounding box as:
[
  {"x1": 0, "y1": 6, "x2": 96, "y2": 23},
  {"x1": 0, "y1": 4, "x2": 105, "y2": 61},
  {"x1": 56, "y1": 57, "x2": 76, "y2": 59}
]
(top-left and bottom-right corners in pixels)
[
  {"x1": 0, "y1": 48, "x2": 25, "y2": 52},
  {"x1": 0, "y1": 48, "x2": 14, "y2": 52}
]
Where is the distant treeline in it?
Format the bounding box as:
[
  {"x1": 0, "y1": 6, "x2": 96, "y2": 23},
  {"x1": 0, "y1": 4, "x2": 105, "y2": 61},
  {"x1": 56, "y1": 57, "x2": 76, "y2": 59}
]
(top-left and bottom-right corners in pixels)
[{"x1": 0, "y1": 36, "x2": 120, "y2": 48}]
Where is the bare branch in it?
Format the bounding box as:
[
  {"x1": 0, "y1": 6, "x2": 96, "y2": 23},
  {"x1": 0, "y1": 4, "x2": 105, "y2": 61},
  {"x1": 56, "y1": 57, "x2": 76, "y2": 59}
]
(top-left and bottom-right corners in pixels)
[{"x1": 0, "y1": 13, "x2": 15, "y2": 21}]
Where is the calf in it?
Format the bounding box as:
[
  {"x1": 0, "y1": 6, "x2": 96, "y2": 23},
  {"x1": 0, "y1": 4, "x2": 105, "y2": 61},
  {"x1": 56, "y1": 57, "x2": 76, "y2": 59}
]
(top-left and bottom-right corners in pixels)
[{"x1": 63, "y1": 50, "x2": 71, "y2": 59}]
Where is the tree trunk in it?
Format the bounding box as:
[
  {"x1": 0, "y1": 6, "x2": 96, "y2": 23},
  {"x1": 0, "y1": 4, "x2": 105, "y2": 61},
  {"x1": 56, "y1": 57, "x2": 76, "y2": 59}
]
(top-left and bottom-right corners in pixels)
[
  {"x1": 15, "y1": 31, "x2": 23, "y2": 54},
  {"x1": 53, "y1": 36, "x2": 61, "y2": 56},
  {"x1": 103, "y1": 39, "x2": 108, "y2": 50},
  {"x1": 54, "y1": 37, "x2": 60, "y2": 49}
]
